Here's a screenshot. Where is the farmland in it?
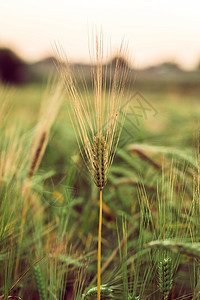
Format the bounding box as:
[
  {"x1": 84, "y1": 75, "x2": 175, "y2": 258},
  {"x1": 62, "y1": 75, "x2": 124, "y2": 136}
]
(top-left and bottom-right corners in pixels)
[{"x1": 0, "y1": 63, "x2": 200, "y2": 299}]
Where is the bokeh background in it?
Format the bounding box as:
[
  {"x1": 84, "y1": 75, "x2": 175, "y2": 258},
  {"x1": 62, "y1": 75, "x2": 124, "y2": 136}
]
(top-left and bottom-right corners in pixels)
[{"x1": 1, "y1": 0, "x2": 200, "y2": 82}]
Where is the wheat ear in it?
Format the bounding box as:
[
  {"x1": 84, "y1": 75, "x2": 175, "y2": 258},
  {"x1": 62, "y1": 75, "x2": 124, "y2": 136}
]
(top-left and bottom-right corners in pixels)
[
  {"x1": 15, "y1": 81, "x2": 64, "y2": 278},
  {"x1": 148, "y1": 240, "x2": 200, "y2": 258},
  {"x1": 34, "y1": 265, "x2": 47, "y2": 300},
  {"x1": 157, "y1": 256, "x2": 173, "y2": 300},
  {"x1": 83, "y1": 285, "x2": 113, "y2": 299}
]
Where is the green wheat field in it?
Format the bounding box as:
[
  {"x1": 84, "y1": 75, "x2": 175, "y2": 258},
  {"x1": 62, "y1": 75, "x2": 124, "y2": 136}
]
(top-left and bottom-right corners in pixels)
[{"x1": 0, "y1": 50, "x2": 200, "y2": 300}]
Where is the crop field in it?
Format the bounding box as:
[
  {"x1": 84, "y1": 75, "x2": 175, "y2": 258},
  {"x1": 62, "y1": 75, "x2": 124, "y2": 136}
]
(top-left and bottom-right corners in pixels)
[{"x1": 0, "y1": 63, "x2": 200, "y2": 300}]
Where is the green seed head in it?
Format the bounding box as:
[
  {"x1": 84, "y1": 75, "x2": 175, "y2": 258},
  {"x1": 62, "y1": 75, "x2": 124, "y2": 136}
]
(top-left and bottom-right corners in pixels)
[
  {"x1": 157, "y1": 256, "x2": 173, "y2": 299},
  {"x1": 83, "y1": 285, "x2": 113, "y2": 300},
  {"x1": 92, "y1": 136, "x2": 108, "y2": 189}
]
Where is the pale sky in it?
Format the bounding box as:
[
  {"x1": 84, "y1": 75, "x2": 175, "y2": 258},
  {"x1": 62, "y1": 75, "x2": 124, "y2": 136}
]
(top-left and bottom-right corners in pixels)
[{"x1": 0, "y1": 0, "x2": 200, "y2": 70}]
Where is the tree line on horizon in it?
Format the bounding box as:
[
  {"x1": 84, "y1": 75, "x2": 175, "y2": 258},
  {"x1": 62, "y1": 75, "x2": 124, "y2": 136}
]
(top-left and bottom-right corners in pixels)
[{"x1": 0, "y1": 47, "x2": 199, "y2": 85}]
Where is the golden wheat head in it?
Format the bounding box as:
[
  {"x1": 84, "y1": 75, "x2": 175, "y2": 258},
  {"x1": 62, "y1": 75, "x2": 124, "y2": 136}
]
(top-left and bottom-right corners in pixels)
[
  {"x1": 28, "y1": 80, "x2": 64, "y2": 179},
  {"x1": 57, "y1": 32, "x2": 133, "y2": 189}
]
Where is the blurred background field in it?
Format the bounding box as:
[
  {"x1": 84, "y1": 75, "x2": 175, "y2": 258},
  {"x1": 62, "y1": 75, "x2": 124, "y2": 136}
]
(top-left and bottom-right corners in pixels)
[
  {"x1": 1, "y1": 1, "x2": 200, "y2": 299},
  {"x1": 3, "y1": 51, "x2": 199, "y2": 151},
  {"x1": 0, "y1": 51, "x2": 199, "y2": 299}
]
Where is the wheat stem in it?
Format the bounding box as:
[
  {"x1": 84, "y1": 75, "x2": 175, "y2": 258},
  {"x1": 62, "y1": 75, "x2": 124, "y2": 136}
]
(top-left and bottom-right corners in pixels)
[
  {"x1": 14, "y1": 179, "x2": 31, "y2": 279},
  {"x1": 97, "y1": 188, "x2": 103, "y2": 300}
]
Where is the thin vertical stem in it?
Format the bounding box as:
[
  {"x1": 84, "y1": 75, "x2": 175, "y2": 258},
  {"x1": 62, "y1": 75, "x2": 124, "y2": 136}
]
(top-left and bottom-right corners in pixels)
[
  {"x1": 14, "y1": 179, "x2": 31, "y2": 279},
  {"x1": 98, "y1": 188, "x2": 103, "y2": 300}
]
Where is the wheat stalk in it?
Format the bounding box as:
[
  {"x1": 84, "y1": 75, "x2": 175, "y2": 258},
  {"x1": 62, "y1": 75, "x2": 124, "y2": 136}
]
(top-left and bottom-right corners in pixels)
[
  {"x1": 57, "y1": 31, "x2": 132, "y2": 300},
  {"x1": 15, "y1": 81, "x2": 64, "y2": 278}
]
